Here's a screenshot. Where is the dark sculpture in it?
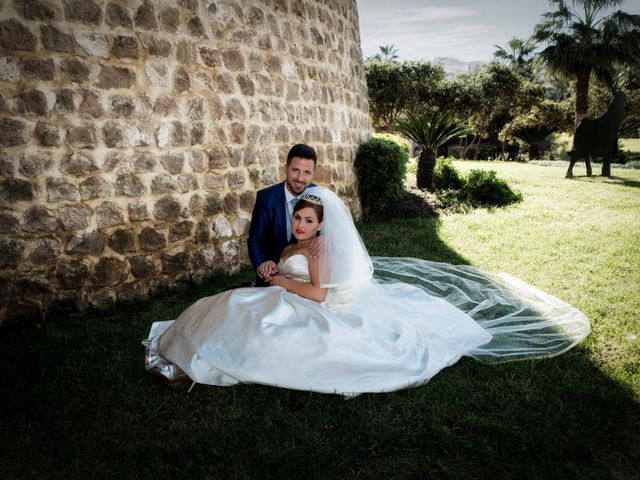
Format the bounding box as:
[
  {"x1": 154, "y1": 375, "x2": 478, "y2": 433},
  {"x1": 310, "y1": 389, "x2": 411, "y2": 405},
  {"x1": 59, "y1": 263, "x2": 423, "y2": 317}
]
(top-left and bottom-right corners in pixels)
[{"x1": 566, "y1": 90, "x2": 629, "y2": 178}]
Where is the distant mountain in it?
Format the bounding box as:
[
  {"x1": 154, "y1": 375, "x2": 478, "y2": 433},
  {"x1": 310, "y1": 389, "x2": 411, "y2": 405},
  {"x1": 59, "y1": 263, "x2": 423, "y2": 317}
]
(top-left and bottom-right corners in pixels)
[{"x1": 433, "y1": 57, "x2": 486, "y2": 77}]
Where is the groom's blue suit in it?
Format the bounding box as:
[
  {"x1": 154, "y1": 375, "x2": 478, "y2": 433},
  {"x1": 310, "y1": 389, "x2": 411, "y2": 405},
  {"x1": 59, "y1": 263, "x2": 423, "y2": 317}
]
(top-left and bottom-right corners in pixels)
[{"x1": 248, "y1": 181, "x2": 315, "y2": 285}]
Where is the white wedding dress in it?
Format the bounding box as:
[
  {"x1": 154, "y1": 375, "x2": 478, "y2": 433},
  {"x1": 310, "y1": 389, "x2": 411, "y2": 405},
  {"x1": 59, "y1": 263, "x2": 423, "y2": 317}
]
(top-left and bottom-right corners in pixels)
[{"x1": 144, "y1": 186, "x2": 590, "y2": 395}]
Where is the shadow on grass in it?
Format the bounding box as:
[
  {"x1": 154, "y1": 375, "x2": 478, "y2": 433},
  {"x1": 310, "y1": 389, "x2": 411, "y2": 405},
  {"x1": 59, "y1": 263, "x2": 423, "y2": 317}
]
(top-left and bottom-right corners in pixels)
[
  {"x1": 1, "y1": 307, "x2": 638, "y2": 479},
  {"x1": 570, "y1": 175, "x2": 640, "y2": 188}
]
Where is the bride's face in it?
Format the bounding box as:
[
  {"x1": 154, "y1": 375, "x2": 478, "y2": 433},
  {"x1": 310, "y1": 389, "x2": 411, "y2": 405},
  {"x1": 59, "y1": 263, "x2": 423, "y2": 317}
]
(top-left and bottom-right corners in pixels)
[{"x1": 292, "y1": 207, "x2": 322, "y2": 241}]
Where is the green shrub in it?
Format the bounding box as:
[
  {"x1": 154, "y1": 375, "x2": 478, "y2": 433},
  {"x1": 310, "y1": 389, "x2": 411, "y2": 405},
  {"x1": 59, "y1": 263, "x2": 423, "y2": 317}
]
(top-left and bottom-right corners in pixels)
[
  {"x1": 461, "y1": 169, "x2": 523, "y2": 206},
  {"x1": 355, "y1": 137, "x2": 408, "y2": 215},
  {"x1": 373, "y1": 133, "x2": 411, "y2": 156},
  {"x1": 434, "y1": 158, "x2": 465, "y2": 190}
]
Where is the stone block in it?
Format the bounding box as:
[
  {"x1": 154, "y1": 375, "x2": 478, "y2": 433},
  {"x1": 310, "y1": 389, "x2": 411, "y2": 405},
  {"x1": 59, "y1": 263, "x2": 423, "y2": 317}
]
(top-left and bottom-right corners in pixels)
[
  {"x1": 139, "y1": 227, "x2": 165, "y2": 251},
  {"x1": 177, "y1": 174, "x2": 199, "y2": 193},
  {"x1": 19, "y1": 153, "x2": 51, "y2": 177},
  {"x1": 56, "y1": 260, "x2": 88, "y2": 289},
  {"x1": 0, "y1": 238, "x2": 24, "y2": 268},
  {"x1": 108, "y1": 228, "x2": 136, "y2": 254},
  {"x1": 128, "y1": 200, "x2": 150, "y2": 221},
  {"x1": 207, "y1": 146, "x2": 228, "y2": 169},
  {"x1": 66, "y1": 124, "x2": 97, "y2": 149},
  {"x1": 78, "y1": 89, "x2": 105, "y2": 119},
  {"x1": 96, "y1": 65, "x2": 136, "y2": 89},
  {"x1": 63, "y1": 0, "x2": 102, "y2": 24},
  {"x1": 139, "y1": 34, "x2": 172, "y2": 57},
  {"x1": 151, "y1": 174, "x2": 177, "y2": 193},
  {"x1": 160, "y1": 153, "x2": 184, "y2": 174},
  {"x1": 187, "y1": 16, "x2": 208, "y2": 38},
  {"x1": 199, "y1": 47, "x2": 221, "y2": 68},
  {"x1": 153, "y1": 196, "x2": 180, "y2": 221},
  {"x1": 153, "y1": 95, "x2": 177, "y2": 115},
  {"x1": 174, "y1": 67, "x2": 190, "y2": 94},
  {"x1": 159, "y1": 7, "x2": 180, "y2": 33},
  {"x1": 66, "y1": 230, "x2": 105, "y2": 255},
  {"x1": 144, "y1": 62, "x2": 168, "y2": 86},
  {"x1": 229, "y1": 122, "x2": 245, "y2": 143},
  {"x1": 15, "y1": 89, "x2": 48, "y2": 116},
  {"x1": 212, "y1": 215, "x2": 232, "y2": 239},
  {"x1": 60, "y1": 152, "x2": 99, "y2": 176},
  {"x1": 27, "y1": 236, "x2": 59, "y2": 264},
  {"x1": 0, "y1": 152, "x2": 13, "y2": 176},
  {"x1": 0, "y1": 209, "x2": 19, "y2": 233},
  {"x1": 162, "y1": 251, "x2": 189, "y2": 276},
  {"x1": 215, "y1": 72, "x2": 235, "y2": 93},
  {"x1": 239, "y1": 191, "x2": 255, "y2": 211},
  {"x1": 102, "y1": 120, "x2": 124, "y2": 147},
  {"x1": 221, "y1": 240, "x2": 239, "y2": 264},
  {"x1": 46, "y1": 177, "x2": 78, "y2": 202},
  {"x1": 189, "y1": 194, "x2": 204, "y2": 216},
  {"x1": 237, "y1": 74, "x2": 255, "y2": 96},
  {"x1": 133, "y1": 152, "x2": 156, "y2": 173},
  {"x1": 35, "y1": 121, "x2": 60, "y2": 146},
  {"x1": 40, "y1": 25, "x2": 75, "y2": 53},
  {"x1": 110, "y1": 96, "x2": 135, "y2": 117},
  {"x1": 169, "y1": 221, "x2": 194, "y2": 242},
  {"x1": 223, "y1": 192, "x2": 239, "y2": 213},
  {"x1": 226, "y1": 171, "x2": 245, "y2": 190},
  {"x1": 94, "y1": 257, "x2": 128, "y2": 287},
  {"x1": 187, "y1": 151, "x2": 206, "y2": 173},
  {"x1": 106, "y1": 3, "x2": 132, "y2": 28},
  {"x1": 16, "y1": 0, "x2": 59, "y2": 21},
  {"x1": 176, "y1": 39, "x2": 197, "y2": 64},
  {"x1": 190, "y1": 123, "x2": 205, "y2": 145},
  {"x1": 55, "y1": 89, "x2": 75, "y2": 113},
  {"x1": 135, "y1": 1, "x2": 157, "y2": 31},
  {"x1": 0, "y1": 177, "x2": 36, "y2": 202},
  {"x1": 195, "y1": 245, "x2": 216, "y2": 268},
  {"x1": 22, "y1": 205, "x2": 57, "y2": 232},
  {"x1": 75, "y1": 32, "x2": 109, "y2": 58},
  {"x1": 0, "y1": 19, "x2": 36, "y2": 51},
  {"x1": 60, "y1": 58, "x2": 91, "y2": 84},
  {"x1": 0, "y1": 57, "x2": 20, "y2": 82},
  {"x1": 115, "y1": 174, "x2": 146, "y2": 197},
  {"x1": 112, "y1": 35, "x2": 139, "y2": 59},
  {"x1": 0, "y1": 118, "x2": 28, "y2": 146},
  {"x1": 96, "y1": 201, "x2": 123, "y2": 229},
  {"x1": 232, "y1": 216, "x2": 250, "y2": 236},
  {"x1": 204, "y1": 194, "x2": 222, "y2": 215},
  {"x1": 226, "y1": 98, "x2": 246, "y2": 120},
  {"x1": 171, "y1": 121, "x2": 186, "y2": 146},
  {"x1": 79, "y1": 175, "x2": 111, "y2": 200},
  {"x1": 22, "y1": 58, "x2": 54, "y2": 81},
  {"x1": 129, "y1": 255, "x2": 157, "y2": 278},
  {"x1": 58, "y1": 204, "x2": 92, "y2": 231},
  {"x1": 15, "y1": 269, "x2": 51, "y2": 295}
]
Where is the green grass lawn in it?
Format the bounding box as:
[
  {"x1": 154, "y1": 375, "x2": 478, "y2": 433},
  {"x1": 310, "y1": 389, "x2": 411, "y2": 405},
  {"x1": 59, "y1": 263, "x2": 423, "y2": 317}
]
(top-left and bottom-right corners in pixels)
[{"x1": 1, "y1": 162, "x2": 639, "y2": 479}]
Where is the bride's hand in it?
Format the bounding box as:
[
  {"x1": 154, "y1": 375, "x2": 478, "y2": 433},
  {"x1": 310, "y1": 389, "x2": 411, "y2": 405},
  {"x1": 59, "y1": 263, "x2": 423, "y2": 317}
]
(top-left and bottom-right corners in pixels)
[{"x1": 267, "y1": 274, "x2": 285, "y2": 287}]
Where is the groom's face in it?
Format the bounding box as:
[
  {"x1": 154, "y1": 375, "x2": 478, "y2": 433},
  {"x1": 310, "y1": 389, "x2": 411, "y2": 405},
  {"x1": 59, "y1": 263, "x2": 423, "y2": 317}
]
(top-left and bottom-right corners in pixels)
[{"x1": 285, "y1": 157, "x2": 315, "y2": 195}]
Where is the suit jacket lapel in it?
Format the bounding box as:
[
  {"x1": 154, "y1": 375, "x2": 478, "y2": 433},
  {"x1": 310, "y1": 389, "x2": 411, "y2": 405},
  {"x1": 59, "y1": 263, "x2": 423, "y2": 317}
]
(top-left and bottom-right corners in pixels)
[{"x1": 274, "y1": 181, "x2": 288, "y2": 244}]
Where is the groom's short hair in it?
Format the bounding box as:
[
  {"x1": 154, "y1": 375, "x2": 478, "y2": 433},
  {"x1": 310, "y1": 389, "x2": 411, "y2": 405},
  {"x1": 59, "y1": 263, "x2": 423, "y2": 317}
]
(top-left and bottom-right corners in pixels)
[{"x1": 286, "y1": 144, "x2": 317, "y2": 166}]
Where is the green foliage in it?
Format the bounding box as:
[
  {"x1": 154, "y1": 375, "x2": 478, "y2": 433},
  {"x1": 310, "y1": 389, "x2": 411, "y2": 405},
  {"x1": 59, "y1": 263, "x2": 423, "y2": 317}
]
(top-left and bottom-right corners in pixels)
[
  {"x1": 434, "y1": 158, "x2": 466, "y2": 190},
  {"x1": 373, "y1": 132, "x2": 411, "y2": 156},
  {"x1": 354, "y1": 137, "x2": 408, "y2": 215},
  {"x1": 461, "y1": 169, "x2": 523, "y2": 206},
  {"x1": 365, "y1": 60, "x2": 446, "y2": 131}
]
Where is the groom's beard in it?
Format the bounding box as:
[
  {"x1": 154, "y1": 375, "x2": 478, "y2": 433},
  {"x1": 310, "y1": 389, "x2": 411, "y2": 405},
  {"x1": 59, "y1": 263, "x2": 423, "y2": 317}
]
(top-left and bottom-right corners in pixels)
[{"x1": 286, "y1": 180, "x2": 308, "y2": 195}]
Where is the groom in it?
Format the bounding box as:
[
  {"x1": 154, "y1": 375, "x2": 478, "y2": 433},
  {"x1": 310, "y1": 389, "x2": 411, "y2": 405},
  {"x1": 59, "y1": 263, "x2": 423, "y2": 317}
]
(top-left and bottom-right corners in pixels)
[{"x1": 248, "y1": 144, "x2": 318, "y2": 286}]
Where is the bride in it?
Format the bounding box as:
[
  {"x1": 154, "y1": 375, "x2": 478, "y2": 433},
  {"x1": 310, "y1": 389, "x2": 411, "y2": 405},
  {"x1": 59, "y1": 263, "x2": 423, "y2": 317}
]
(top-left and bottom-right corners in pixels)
[{"x1": 144, "y1": 186, "x2": 590, "y2": 395}]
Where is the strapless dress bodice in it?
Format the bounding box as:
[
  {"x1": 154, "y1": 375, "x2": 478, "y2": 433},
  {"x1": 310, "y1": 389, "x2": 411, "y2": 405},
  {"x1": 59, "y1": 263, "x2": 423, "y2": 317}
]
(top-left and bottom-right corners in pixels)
[{"x1": 278, "y1": 254, "x2": 310, "y2": 283}]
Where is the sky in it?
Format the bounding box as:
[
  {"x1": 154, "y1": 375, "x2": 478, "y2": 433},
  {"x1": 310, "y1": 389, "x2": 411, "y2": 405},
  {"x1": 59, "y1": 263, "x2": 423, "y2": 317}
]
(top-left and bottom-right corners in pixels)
[{"x1": 357, "y1": 0, "x2": 640, "y2": 63}]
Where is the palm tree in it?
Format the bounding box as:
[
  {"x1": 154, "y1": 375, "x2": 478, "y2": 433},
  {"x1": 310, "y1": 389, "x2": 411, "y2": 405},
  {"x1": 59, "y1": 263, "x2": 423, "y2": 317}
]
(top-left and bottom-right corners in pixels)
[
  {"x1": 493, "y1": 37, "x2": 536, "y2": 78},
  {"x1": 532, "y1": 0, "x2": 640, "y2": 127},
  {"x1": 511, "y1": 125, "x2": 556, "y2": 160},
  {"x1": 378, "y1": 44, "x2": 399, "y2": 63},
  {"x1": 396, "y1": 112, "x2": 471, "y2": 190}
]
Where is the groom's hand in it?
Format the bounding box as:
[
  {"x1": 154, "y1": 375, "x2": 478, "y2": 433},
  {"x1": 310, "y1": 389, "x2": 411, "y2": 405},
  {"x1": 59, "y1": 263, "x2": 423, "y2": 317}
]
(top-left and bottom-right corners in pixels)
[
  {"x1": 308, "y1": 236, "x2": 324, "y2": 260},
  {"x1": 258, "y1": 260, "x2": 278, "y2": 280}
]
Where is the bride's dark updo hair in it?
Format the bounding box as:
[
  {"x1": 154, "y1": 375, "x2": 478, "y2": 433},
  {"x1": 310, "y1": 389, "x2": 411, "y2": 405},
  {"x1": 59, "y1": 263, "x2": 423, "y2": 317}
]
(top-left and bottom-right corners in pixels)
[{"x1": 294, "y1": 194, "x2": 323, "y2": 222}]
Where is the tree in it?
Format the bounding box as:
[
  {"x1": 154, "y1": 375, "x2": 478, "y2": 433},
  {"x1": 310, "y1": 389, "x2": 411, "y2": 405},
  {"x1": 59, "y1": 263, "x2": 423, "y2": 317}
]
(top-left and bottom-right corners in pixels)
[
  {"x1": 511, "y1": 125, "x2": 557, "y2": 160},
  {"x1": 532, "y1": 0, "x2": 640, "y2": 127},
  {"x1": 396, "y1": 112, "x2": 471, "y2": 190},
  {"x1": 493, "y1": 37, "x2": 536, "y2": 78},
  {"x1": 378, "y1": 44, "x2": 399, "y2": 63},
  {"x1": 365, "y1": 60, "x2": 445, "y2": 131}
]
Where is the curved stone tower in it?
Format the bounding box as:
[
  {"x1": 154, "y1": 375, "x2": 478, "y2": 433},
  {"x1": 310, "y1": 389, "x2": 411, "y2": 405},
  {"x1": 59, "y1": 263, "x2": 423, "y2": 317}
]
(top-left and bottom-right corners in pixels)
[{"x1": 0, "y1": 0, "x2": 371, "y2": 324}]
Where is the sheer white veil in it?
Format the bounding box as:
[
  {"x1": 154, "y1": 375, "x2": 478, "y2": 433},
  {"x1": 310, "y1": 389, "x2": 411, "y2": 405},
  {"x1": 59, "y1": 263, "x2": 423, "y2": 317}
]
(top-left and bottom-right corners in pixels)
[
  {"x1": 304, "y1": 186, "x2": 373, "y2": 288},
  {"x1": 305, "y1": 186, "x2": 589, "y2": 363}
]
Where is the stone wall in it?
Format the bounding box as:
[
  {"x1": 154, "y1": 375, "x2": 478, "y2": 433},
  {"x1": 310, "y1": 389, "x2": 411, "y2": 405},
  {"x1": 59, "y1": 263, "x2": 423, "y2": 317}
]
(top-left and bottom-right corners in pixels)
[{"x1": 0, "y1": 0, "x2": 371, "y2": 324}]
